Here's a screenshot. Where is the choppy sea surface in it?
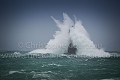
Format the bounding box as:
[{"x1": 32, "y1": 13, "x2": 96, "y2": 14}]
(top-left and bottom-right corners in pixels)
[{"x1": 0, "y1": 51, "x2": 120, "y2": 80}]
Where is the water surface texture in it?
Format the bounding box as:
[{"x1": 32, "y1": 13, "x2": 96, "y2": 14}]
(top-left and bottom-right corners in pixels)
[{"x1": 0, "y1": 53, "x2": 120, "y2": 80}]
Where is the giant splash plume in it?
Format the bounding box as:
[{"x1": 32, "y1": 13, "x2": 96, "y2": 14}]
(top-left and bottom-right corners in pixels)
[{"x1": 30, "y1": 13, "x2": 110, "y2": 57}]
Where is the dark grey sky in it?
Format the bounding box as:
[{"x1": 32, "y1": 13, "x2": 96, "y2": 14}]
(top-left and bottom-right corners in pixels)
[{"x1": 0, "y1": 0, "x2": 120, "y2": 51}]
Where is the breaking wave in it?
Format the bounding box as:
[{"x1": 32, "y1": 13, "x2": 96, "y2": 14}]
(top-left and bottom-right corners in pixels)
[{"x1": 29, "y1": 13, "x2": 110, "y2": 57}]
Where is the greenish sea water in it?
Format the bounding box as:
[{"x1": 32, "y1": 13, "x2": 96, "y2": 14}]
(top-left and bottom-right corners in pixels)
[{"x1": 0, "y1": 52, "x2": 120, "y2": 80}]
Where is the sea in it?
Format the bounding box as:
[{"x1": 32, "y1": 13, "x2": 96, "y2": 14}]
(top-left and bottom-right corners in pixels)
[{"x1": 0, "y1": 51, "x2": 120, "y2": 80}]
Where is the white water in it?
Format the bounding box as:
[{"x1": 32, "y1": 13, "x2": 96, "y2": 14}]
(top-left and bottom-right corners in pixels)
[
  {"x1": 70, "y1": 19, "x2": 110, "y2": 57},
  {"x1": 30, "y1": 13, "x2": 110, "y2": 57}
]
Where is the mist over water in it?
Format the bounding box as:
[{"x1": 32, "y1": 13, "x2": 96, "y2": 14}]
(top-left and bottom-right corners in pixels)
[
  {"x1": 45, "y1": 13, "x2": 73, "y2": 54},
  {"x1": 30, "y1": 13, "x2": 110, "y2": 57}
]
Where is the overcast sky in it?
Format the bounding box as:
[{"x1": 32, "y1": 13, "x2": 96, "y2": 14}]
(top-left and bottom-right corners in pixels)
[{"x1": 0, "y1": 0, "x2": 120, "y2": 51}]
